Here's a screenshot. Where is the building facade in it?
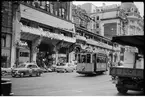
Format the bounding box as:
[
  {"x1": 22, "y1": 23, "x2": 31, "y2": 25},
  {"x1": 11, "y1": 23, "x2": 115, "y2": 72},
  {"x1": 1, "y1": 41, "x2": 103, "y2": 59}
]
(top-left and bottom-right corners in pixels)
[
  {"x1": 1, "y1": 1, "x2": 13, "y2": 68},
  {"x1": 11, "y1": 1, "x2": 76, "y2": 67},
  {"x1": 79, "y1": 2, "x2": 144, "y2": 63},
  {"x1": 72, "y1": 4, "x2": 120, "y2": 63},
  {"x1": 120, "y1": 2, "x2": 144, "y2": 35}
]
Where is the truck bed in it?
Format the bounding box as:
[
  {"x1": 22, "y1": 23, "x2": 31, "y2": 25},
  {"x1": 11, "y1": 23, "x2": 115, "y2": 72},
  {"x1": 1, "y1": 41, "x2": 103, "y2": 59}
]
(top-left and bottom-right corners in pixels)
[{"x1": 109, "y1": 67, "x2": 144, "y2": 79}]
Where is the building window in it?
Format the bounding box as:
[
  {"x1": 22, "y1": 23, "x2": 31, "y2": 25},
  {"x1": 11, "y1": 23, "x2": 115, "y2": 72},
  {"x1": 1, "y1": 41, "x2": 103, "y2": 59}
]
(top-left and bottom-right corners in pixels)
[
  {"x1": 50, "y1": 3, "x2": 53, "y2": 14},
  {"x1": 96, "y1": 23, "x2": 99, "y2": 28},
  {"x1": 1, "y1": 33, "x2": 11, "y2": 48},
  {"x1": 1, "y1": 34, "x2": 6, "y2": 47},
  {"x1": 62, "y1": 8, "x2": 65, "y2": 18},
  {"x1": 131, "y1": 7, "x2": 134, "y2": 12},
  {"x1": 32, "y1": 1, "x2": 40, "y2": 8},
  {"x1": 46, "y1": 1, "x2": 50, "y2": 12},
  {"x1": 40, "y1": 1, "x2": 46, "y2": 9},
  {"x1": 20, "y1": 52, "x2": 29, "y2": 57},
  {"x1": 55, "y1": 10, "x2": 58, "y2": 16},
  {"x1": 96, "y1": 16, "x2": 99, "y2": 20},
  {"x1": 127, "y1": 8, "x2": 130, "y2": 12},
  {"x1": 93, "y1": 23, "x2": 96, "y2": 29},
  {"x1": 59, "y1": 8, "x2": 61, "y2": 17}
]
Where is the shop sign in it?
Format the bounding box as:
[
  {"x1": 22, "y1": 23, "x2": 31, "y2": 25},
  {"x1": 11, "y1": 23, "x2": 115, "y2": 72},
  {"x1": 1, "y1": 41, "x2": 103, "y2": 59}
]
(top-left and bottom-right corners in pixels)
[{"x1": 17, "y1": 40, "x2": 28, "y2": 47}]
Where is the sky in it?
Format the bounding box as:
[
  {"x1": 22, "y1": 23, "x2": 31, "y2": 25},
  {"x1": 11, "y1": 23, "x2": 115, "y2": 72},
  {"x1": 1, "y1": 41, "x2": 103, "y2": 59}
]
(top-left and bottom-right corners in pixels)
[{"x1": 73, "y1": 1, "x2": 144, "y2": 17}]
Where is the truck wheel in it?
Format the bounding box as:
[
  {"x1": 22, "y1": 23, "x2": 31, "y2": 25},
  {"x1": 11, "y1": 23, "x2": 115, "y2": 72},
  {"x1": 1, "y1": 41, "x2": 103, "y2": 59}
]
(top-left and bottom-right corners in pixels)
[{"x1": 117, "y1": 87, "x2": 128, "y2": 94}]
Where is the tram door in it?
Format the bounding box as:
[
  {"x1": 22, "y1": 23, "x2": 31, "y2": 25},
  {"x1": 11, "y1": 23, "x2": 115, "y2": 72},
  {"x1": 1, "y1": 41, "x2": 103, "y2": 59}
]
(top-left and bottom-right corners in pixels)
[{"x1": 93, "y1": 54, "x2": 97, "y2": 72}]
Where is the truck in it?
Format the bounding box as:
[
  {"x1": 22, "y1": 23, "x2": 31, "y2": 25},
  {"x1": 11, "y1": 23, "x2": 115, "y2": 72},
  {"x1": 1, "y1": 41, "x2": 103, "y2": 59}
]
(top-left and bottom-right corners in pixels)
[{"x1": 109, "y1": 35, "x2": 144, "y2": 94}]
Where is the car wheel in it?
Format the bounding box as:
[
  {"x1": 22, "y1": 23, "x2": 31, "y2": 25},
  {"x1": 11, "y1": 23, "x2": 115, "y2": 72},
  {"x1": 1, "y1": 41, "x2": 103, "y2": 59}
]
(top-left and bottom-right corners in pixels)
[
  {"x1": 57, "y1": 71, "x2": 59, "y2": 73},
  {"x1": 29, "y1": 74, "x2": 32, "y2": 77},
  {"x1": 63, "y1": 69, "x2": 67, "y2": 73},
  {"x1": 2, "y1": 71, "x2": 7, "y2": 76},
  {"x1": 11, "y1": 74, "x2": 16, "y2": 77},
  {"x1": 20, "y1": 73, "x2": 24, "y2": 77},
  {"x1": 36, "y1": 72, "x2": 41, "y2": 77}
]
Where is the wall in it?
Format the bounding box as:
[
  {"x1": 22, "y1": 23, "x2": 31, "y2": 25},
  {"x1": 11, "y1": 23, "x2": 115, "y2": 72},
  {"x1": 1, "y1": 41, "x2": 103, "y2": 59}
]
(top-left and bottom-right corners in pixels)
[
  {"x1": 1, "y1": 1, "x2": 13, "y2": 68},
  {"x1": 20, "y1": 4, "x2": 75, "y2": 34},
  {"x1": 102, "y1": 11, "x2": 118, "y2": 19},
  {"x1": 101, "y1": 19, "x2": 120, "y2": 38}
]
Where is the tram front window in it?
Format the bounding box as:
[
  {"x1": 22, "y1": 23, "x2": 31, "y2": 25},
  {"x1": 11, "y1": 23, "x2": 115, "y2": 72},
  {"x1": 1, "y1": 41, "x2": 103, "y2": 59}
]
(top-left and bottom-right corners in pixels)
[
  {"x1": 86, "y1": 54, "x2": 91, "y2": 63},
  {"x1": 81, "y1": 55, "x2": 86, "y2": 63}
]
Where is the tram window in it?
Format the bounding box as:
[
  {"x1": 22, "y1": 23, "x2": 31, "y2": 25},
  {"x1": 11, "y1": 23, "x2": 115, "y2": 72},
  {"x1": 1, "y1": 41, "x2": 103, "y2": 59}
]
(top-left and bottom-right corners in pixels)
[
  {"x1": 86, "y1": 54, "x2": 91, "y2": 63},
  {"x1": 75, "y1": 54, "x2": 77, "y2": 60},
  {"x1": 81, "y1": 55, "x2": 86, "y2": 63},
  {"x1": 97, "y1": 57, "x2": 102, "y2": 63},
  {"x1": 78, "y1": 54, "x2": 81, "y2": 63}
]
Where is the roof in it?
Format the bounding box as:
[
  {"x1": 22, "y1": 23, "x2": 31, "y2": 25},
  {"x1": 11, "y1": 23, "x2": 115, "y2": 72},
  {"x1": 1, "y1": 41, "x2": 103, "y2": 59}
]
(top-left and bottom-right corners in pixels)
[{"x1": 111, "y1": 35, "x2": 144, "y2": 49}]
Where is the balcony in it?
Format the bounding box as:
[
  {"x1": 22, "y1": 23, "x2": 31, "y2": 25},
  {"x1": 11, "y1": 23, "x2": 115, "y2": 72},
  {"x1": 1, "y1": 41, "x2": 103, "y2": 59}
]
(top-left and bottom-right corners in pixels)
[{"x1": 21, "y1": 24, "x2": 76, "y2": 43}]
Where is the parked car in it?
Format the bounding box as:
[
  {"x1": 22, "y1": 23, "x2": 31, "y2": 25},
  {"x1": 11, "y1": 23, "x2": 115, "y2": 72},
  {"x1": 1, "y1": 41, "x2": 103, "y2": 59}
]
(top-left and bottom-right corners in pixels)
[
  {"x1": 55, "y1": 63, "x2": 75, "y2": 73},
  {"x1": 11, "y1": 62, "x2": 43, "y2": 77},
  {"x1": 1, "y1": 78, "x2": 13, "y2": 96},
  {"x1": 50, "y1": 65, "x2": 57, "y2": 72},
  {"x1": 41, "y1": 67, "x2": 53, "y2": 73},
  {"x1": 1, "y1": 67, "x2": 12, "y2": 76}
]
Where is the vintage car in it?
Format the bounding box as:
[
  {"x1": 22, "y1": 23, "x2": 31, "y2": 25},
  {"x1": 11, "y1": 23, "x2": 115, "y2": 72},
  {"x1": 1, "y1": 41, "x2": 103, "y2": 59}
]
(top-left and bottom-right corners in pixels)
[
  {"x1": 1, "y1": 67, "x2": 12, "y2": 76},
  {"x1": 1, "y1": 78, "x2": 13, "y2": 96},
  {"x1": 55, "y1": 63, "x2": 76, "y2": 73},
  {"x1": 11, "y1": 62, "x2": 43, "y2": 77}
]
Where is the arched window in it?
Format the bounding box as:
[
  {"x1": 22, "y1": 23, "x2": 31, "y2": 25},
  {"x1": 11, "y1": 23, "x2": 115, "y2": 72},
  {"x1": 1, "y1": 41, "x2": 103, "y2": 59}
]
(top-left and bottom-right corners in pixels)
[
  {"x1": 131, "y1": 7, "x2": 134, "y2": 12},
  {"x1": 50, "y1": 3, "x2": 54, "y2": 14}
]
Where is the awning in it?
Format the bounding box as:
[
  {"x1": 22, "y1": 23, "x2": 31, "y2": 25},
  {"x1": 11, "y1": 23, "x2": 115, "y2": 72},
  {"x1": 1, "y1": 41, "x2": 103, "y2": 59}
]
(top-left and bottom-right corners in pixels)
[{"x1": 112, "y1": 35, "x2": 144, "y2": 50}]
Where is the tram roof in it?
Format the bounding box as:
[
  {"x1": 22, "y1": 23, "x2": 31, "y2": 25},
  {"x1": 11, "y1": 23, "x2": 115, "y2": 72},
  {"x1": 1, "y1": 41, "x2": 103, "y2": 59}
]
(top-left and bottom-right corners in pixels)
[{"x1": 78, "y1": 51, "x2": 107, "y2": 55}]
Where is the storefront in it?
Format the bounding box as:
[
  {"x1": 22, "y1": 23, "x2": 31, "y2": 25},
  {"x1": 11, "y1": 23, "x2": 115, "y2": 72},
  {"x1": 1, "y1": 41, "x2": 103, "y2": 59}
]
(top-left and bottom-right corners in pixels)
[{"x1": 15, "y1": 40, "x2": 31, "y2": 66}]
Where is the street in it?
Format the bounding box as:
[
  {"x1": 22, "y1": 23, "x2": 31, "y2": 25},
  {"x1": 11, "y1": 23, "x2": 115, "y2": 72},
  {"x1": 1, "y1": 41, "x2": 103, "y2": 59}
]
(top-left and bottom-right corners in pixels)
[{"x1": 3, "y1": 71, "x2": 144, "y2": 96}]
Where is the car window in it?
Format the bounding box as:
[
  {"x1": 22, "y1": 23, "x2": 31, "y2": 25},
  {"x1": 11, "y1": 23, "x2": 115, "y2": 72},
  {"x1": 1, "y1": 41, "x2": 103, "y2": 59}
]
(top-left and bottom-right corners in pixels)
[
  {"x1": 68, "y1": 64, "x2": 71, "y2": 66},
  {"x1": 27, "y1": 65, "x2": 33, "y2": 68},
  {"x1": 31, "y1": 65, "x2": 38, "y2": 68},
  {"x1": 17, "y1": 64, "x2": 26, "y2": 68},
  {"x1": 59, "y1": 63, "x2": 66, "y2": 66}
]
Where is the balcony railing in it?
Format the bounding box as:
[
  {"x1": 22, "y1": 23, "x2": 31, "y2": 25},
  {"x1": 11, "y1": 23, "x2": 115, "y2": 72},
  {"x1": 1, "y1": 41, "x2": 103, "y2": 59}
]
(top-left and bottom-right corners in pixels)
[
  {"x1": 113, "y1": 47, "x2": 121, "y2": 51},
  {"x1": 21, "y1": 24, "x2": 76, "y2": 43},
  {"x1": 75, "y1": 35, "x2": 87, "y2": 41}
]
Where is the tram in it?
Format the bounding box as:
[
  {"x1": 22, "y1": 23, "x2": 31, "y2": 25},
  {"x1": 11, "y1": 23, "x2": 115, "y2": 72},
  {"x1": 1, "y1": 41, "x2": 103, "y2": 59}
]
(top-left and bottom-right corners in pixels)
[{"x1": 76, "y1": 51, "x2": 108, "y2": 75}]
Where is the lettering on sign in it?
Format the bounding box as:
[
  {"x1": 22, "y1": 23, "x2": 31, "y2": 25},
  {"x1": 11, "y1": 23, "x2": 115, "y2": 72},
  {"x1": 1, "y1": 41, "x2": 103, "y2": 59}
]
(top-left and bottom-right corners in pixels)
[{"x1": 17, "y1": 41, "x2": 28, "y2": 47}]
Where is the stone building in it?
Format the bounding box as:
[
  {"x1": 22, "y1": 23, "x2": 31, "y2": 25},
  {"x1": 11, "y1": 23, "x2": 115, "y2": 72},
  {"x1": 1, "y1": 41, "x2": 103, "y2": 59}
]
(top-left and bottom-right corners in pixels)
[
  {"x1": 1, "y1": 1, "x2": 13, "y2": 68},
  {"x1": 79, "y1": 2, "x2": 144, "y2": 63},
  {"x1": 72, "y1": 4, "x2": 119, "y2": 63},
  {"x1": 120, "y1": 2, "x2": 144, "y2": 35},
  {"x1": 10, "y1": 1, "x2": 76, "y2": 67}
]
